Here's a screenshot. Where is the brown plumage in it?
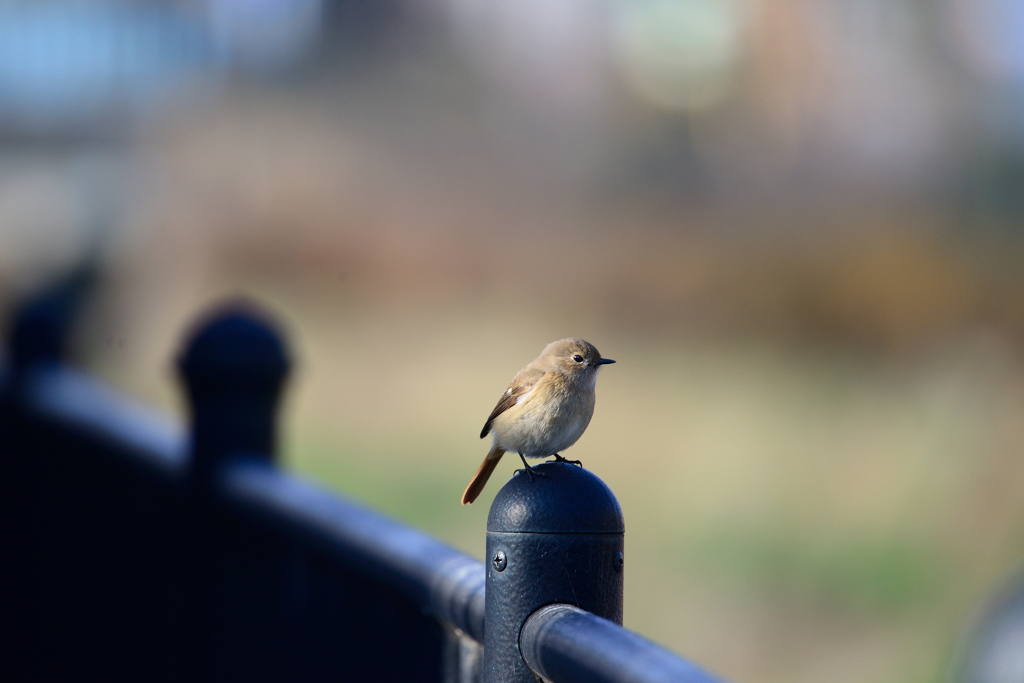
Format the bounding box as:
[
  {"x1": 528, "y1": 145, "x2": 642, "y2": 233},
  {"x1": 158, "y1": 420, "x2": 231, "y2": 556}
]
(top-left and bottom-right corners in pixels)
[
  {"x1": 461, "y1": 446, "x2": 504, "y2": 507},
  {"x1": 461, "y1": 338, "x2": 615, "y2": 505}
]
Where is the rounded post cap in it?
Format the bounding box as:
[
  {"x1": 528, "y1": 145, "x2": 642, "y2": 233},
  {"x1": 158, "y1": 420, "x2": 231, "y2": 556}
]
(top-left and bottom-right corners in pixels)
[
  {"x1": 177, "y1": 300, "x2": 290, "y2": 391},
  {"x1": 11, "y1": 299, "x2": 67, "y2": 366},
  {"x1": 487, "y1": 462, "x2": 624, "y2": 534},
  {"x1": 9, "y1": 266, "x2": 95, "y2": 367}
]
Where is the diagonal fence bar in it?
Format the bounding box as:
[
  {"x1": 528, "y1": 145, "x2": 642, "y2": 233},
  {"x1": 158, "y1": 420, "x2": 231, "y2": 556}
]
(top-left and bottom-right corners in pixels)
[
  {"x1": 220, "y1": 459, "x2": 486, "y2": 643},
  {"x1": 521, "y1": 604, "x2": 728, "y2": 683}
]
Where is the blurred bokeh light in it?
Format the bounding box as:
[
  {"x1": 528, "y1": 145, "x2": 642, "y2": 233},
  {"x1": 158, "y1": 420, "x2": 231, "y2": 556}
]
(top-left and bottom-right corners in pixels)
[{"x1": 3, "y1": 1, "x2": 1024, "y2": 682}]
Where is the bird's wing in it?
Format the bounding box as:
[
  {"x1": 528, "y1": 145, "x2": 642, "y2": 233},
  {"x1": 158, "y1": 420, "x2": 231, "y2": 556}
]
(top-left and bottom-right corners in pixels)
[{"x1": 480, "y1": 365, "x2": 547, "y2": 438}]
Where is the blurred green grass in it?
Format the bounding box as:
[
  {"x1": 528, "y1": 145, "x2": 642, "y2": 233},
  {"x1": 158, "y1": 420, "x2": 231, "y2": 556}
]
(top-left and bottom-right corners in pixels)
[{"x1": 680, "y1": 528, "x2": 949, "y2": 616}]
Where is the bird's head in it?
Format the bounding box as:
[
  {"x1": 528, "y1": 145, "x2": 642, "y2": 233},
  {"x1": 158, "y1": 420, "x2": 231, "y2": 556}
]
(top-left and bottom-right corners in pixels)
[{"x1": 540, "y1": 338, "x2": 615, "y2": 376}]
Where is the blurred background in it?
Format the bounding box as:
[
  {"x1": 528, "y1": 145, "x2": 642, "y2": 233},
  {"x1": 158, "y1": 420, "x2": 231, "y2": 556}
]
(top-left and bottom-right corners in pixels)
[{"x1": 2, "y1": 1, "x2": 1024, "y2": 681}]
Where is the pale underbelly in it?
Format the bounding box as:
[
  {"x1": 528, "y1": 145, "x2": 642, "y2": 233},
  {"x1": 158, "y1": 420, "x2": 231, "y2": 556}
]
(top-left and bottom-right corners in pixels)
[{"x1": 493, "y1": 409, "x2": 590, "y2": 457}]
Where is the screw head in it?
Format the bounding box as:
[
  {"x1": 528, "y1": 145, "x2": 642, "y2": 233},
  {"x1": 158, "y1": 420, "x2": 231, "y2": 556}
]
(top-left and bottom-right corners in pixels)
[
  {"x1": 615, "y1": 550, "x2": 624, "y2": 572},
  {"x1": 493, "y1": 550, "x2": 507, "y2": 572}
]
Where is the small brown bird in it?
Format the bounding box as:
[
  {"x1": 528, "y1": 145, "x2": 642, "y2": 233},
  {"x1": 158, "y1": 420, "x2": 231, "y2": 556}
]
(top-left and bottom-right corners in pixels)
[{"x1": 461, "y1": 338, "x2": 615, "y2": 505}]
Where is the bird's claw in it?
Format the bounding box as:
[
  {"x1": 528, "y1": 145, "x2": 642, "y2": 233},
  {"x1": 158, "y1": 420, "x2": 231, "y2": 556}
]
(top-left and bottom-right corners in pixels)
[
  {"x1": 514, "y1": 466, "x2": 548, "y2": 482},
  {"x1": 551, "y1": 453, "x2": 583, "y2": 467},
  {"x1": 515, "y1": 452, "x2": 549, "y2": 482}
]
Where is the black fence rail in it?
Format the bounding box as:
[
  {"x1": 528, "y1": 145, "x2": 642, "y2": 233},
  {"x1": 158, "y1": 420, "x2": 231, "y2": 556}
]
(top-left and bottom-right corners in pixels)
[{"x1": 1, "y1": 276, "x2": 727, "y2": 683}]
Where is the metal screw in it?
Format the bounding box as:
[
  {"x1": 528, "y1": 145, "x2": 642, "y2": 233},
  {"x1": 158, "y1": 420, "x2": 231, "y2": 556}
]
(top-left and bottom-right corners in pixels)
[
  {"x1": 493, "y1": 550, "x2": 507, "y2": 572},
  {"x1": 615, "y1": 550, "x2": 624, "y2": 572}
]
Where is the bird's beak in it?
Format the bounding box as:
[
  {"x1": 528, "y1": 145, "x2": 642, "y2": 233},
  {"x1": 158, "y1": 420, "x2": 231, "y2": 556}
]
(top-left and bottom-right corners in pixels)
[{"x1": 596, "y1": 358, "x2": 616, "y2": 365}]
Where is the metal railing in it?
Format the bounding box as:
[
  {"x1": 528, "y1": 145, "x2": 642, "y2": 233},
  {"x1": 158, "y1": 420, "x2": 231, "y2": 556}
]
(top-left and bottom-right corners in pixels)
[{"x1": 1, "y1": 274, "x2": 728, "y2": 683}]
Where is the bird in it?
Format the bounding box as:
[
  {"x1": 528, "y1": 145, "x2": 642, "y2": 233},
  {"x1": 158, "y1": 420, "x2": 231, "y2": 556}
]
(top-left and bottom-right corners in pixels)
[{"x1": 461, "y1": 338, "x2": 615, "y2": 505}]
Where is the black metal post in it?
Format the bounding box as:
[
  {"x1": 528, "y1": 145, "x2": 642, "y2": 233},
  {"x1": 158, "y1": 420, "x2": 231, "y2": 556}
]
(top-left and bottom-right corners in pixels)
[
  {"x1": 177, "y1": 301, "x2": 291, "y2": 679},
  {"x1": 7, "y1": 264, "x2": 94, "y2": 375},
  {"x1": 483, "y1": 462, "x2": 625, "y2": 683},
  {"x1": 2, "y1": 275, "x2": 87, "y2": 680},
  {"x1": 178, "y1": 301, "x2": 290, "y2": 481}
]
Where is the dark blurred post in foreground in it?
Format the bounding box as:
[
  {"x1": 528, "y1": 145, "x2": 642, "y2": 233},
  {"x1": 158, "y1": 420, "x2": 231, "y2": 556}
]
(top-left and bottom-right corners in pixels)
[
  {"x1": 1, "y1": 268, "x2": 190, "y2": 681},
  {"x1": 177, "y1": 302, "x2": 292, "y2": 679}
]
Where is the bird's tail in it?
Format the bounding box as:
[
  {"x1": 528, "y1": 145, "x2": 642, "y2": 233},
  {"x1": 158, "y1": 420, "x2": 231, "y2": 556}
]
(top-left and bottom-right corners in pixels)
[{"x1": 462, "y1": 446, "x2": 505, "y2": 505}]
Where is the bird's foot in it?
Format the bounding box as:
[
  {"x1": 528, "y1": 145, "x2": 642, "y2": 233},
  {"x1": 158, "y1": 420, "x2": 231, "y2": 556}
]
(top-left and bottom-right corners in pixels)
[
  {"x1": 515, "y1": 453, "x2": 548, "y2": 482},
  {"x1": 513, "y1": 466, "x2": 548, "y2": 482},
  {"x1": 551, "y1": 453, "x2": 583, "y2": 467}
]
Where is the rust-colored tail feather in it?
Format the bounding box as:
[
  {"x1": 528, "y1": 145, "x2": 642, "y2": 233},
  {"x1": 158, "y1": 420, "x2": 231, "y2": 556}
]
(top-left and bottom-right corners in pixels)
[{"x1": 462, "y1": 447, "x2": 505, "y2": 505}]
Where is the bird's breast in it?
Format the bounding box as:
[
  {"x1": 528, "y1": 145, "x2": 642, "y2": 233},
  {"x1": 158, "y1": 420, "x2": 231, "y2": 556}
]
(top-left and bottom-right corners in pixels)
[{"x1": 490, "y1": 372, "x2": 596, "y2": 457}]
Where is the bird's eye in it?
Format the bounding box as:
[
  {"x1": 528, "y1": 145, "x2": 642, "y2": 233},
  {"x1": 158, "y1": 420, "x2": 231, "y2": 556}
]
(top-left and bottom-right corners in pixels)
[{"x1": 572, "y1": 354, "x2": 584, "y2": 363}]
